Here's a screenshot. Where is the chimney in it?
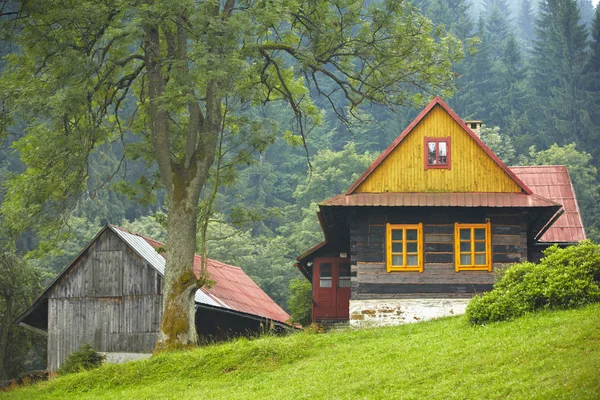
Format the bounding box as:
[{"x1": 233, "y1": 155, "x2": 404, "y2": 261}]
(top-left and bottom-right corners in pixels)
[{"x1": 465, "y1": 120, "x2": 482, "y2": 137}]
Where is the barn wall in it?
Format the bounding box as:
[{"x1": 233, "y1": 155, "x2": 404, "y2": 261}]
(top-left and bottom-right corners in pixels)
[
  {"x1": 47, "y1": 229, "x2": 162, "y2": 371},
  {"x1": 348, "y1": 207, "x2": 527, "y2": 326}
]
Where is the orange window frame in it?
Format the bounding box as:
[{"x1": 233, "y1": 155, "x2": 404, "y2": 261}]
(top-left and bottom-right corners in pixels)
[
  {"x1": 424, "y1": 136, "x2": 451, "y2": 170},
  {"x1": 454, "y1": 222, "x2": 492, "y2": 272},
  {"x1": 386, "y1": 223, "x2": 423, "y2": 272}
]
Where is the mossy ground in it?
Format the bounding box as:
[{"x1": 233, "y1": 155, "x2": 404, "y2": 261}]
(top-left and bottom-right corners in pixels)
[{"x1": 4, "y1": 304, "x2": 600, "y2": 399}]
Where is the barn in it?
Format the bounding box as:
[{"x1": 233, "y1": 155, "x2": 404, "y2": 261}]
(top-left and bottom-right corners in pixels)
[
  {"x1": 295, "y1": 97, "x2": 586, "y2": 327},
  {"x1": 15, "y1": 224, "x2": 291, "y2": 371}
]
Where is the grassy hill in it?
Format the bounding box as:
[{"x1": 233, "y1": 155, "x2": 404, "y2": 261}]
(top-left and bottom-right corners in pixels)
[{"x1": 4, "y1": 304, "x2": 600, "y2": 399}]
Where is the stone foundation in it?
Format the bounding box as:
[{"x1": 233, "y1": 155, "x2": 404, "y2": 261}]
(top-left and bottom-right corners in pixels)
[{"x1": 349, "y1": 298, "x2": 470, "y2": 327}]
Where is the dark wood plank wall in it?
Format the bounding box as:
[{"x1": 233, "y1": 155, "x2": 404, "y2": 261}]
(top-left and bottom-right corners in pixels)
[
  {"x1": 47, "y1": 229, "x2": 162, "y2": 371},
  {"x1": 349, "y1": 207, "x2": 527, "y2": 300}
]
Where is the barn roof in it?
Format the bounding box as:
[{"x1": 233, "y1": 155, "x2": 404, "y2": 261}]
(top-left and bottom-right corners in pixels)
[
  {"x1": 511, "y1": 166, "x2": 586, "y2": 243},
  {"x1": 110, "y1": 226, "x2": 291, "y2": 323}
]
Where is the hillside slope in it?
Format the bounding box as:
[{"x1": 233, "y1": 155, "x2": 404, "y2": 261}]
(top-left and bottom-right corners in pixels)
[{"x1": 4, "y1": 304, "x2": 600, "y2": 399}]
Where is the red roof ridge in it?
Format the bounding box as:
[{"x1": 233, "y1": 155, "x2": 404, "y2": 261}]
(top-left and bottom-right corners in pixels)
[{"x1": 344, "y1": 96, "x2": 533, "y2": 195}]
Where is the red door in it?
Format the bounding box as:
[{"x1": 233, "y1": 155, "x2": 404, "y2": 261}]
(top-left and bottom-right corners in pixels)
[{"x1": 313, "y1": 258, "x2": 351, "y2": 322}]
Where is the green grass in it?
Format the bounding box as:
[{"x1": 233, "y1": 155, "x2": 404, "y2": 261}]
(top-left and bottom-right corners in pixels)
[{"x1": 4, "y1": 304, "x2": 600, "y2": 399}]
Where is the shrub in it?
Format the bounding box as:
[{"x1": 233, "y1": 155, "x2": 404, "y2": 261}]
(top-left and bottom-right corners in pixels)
[
  {"x1": 466, "y1": 241, "x2": 600, "y2": 324},
  {"x1": 288, "y1": 278, "x2": 312, "y2": 327},
  {"x1": 58, "y1": 344, "x2": 105, "y2": 375}
]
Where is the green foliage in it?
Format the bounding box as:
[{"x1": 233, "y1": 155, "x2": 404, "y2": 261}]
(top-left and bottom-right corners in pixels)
[
  {"x1": 479, "y1": 125, "x2": 517, "y2": 164},
  {"x1": 466, "y1": 241, "x2": 600, "y2": 324},
  {"x1": 0, "y1": 251, "x2": 49, "y2": 379},
  {"x1": 58, "y1": 344, "x2": 105, "y2": 375},
  {"x1": 287, "y1": 279, "x2": 312, "y2": 326},
  {"x1": 3, "y1": 304, "x2": 600, "y2": 399}
]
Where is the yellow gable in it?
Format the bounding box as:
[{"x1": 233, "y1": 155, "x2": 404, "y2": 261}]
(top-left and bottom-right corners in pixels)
[{"x1": 354, "y1": 104, "x2": 523, "y2": 193}]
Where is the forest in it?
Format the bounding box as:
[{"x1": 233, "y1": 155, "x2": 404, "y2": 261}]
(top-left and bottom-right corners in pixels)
[{"x1": 1, "y1": 0, "x2": 599, "y2": 380}]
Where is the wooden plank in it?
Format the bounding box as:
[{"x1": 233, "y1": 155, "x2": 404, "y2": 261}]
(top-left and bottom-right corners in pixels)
[
  {"x1": 424, "y1": 243, "x2": 453, "y2": 253},
  {"x1": 424, "y1": 225, "x2": 454, "y2": 234},
  {"x1": 492, "y1": 225, "x2": 521, "y2": 235},
  {"x1": 354, "y1": 283, "x2": 494, "y2": 294},
  {"x1": 424, "y1": 234, "x2": 453, "y2": 243},
  {"x1": 492, "y1": 234, "x2": 522, "y2": 245},
  {"x1": 425, "y1": 253, "x2": 453, "y2": 263}
]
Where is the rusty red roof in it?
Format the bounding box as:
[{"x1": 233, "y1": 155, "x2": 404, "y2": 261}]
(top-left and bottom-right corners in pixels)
[
  {"x1": 321, "y1": 192, "x2": 560, "y2": 208},
  {"x1": 111, "y1": 226, "x2": 291, "y2": 324},
  {"x1": 345, "y1": 96, "x2": 533, "y2": 195},
  {"x1": 511, "y1": 166, "x2": 586, "y2": 243}
]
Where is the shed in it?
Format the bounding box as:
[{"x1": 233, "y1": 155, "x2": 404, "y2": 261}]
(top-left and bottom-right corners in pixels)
[{"x1": 15, "y1": 224, "x2": 291, "y2": 371}]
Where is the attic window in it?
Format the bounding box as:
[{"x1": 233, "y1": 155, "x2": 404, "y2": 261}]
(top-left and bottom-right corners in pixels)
[{"x1": 424, "y1": 137, "x2": 451, "y2": 170}]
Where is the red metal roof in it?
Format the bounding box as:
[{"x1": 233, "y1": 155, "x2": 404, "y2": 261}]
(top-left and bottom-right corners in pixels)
[
  {"x1": 511, "y1": 166, "x2": 586, "y2": 243},
  {"x1": 113, "y1": 227, "x2": 291, "y2": 324},
  {"x1": 321, "y1": 192, "x2": 560, "y2": 208},
  {"x1": 345, "y1": 96, "x2": 533, "y2": 195}
]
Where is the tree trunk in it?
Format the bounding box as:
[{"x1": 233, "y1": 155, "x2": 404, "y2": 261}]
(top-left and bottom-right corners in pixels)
[{"x1": 155, "y1": 179, "x2": 201, "y2": 350}]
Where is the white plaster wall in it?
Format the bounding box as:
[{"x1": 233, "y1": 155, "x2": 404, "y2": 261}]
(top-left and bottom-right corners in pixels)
[{"x1": 349, "y1": 298, "x2": 470, "y2": 327}]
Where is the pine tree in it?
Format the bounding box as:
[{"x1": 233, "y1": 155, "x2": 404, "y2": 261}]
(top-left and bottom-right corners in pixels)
[
  {"x1": 517, "y1": 0, "x2": 536, "y2": 45},
  {"x1": 531, "y1": 0, "x2": 590, "y2": 148}
]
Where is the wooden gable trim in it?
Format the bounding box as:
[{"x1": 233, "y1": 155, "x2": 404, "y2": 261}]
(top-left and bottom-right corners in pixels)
[{"x1": 345, "y1": 96, "x2": 533, "y2": 195}]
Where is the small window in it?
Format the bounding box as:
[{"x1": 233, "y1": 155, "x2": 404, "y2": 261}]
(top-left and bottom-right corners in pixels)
[
  {"x1": 424, "y1": 137, "x2": 451, "y2": 170},
  {"x1": 470, "y1": 123, "x2": 477, "y2": 129},
  {"x1": 386, "y1": 223, "x2": 423, "y2": 272},
  {"x1": 319, "y1": 263, "x2": 332, "y2": 287},
  {"x1": 338, "y1": 263, "x2": 352, "y2": 288},
  {"x1": 454, "y1": 222, "x2": 491, "y2": 272}
]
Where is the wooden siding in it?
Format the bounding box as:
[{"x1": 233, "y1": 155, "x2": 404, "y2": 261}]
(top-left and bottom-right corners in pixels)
[
  {"x1": 355, "y1": 105, "x2": 522, "y2": 193},
  {"x1": 47, "y1": 229, "x2": 162, "y2": 371},
  {"x1": 349, "y1": 208, "x2": 527, "y2": 300}
]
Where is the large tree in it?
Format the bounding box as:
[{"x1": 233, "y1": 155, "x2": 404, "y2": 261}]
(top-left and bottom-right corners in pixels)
[{"x1": 0, "y1": 0, "x2": 461, "y2": 350}]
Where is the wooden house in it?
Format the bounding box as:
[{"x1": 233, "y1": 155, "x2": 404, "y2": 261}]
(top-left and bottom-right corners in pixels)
[
  {"x1": 15, "y1": 225, "x2": 291, "y2": 371},
  {"x1": 295, "y1": 97, "x2": 586, "y2": 326}
]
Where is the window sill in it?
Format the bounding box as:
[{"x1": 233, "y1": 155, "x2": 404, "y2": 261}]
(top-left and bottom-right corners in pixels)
[
  {"x1": 455, "y1": 266, "x2": 492, "y2": 272},
  {"x1": 387, "y1": 267, "x2": 423, "y2": 273}
]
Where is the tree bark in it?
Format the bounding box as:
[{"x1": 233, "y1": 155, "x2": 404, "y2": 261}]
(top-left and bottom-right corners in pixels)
[{"x1": 155, "y1": 184, "x2": 200, "y2": 350}]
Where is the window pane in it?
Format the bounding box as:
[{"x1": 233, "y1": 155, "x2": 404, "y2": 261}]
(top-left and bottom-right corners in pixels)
[
  {"x1": 460, "y1": 229, "x2": 471, "y2": 240},
  {"x1": 339, "y1": 263, "x2": 351, "y2": 278},
  {"x1": 392, "y1": 255, "x2": 403, "y2": 266},
  {"x1": 460, "y1": 242, "x2": 471, "y2": 252},
  {"x1": 438, "y1": 142, "x2": 447, "y2": 164},
  {"x1": 406, "y1": 229, "x2": 418, "y2": 240},
  {"x1": 338, "y1": 278, "x2": 352, "y2": 288},
  {"x1": 320, "y1": 264, "x2": 332, "y2": 278},
  {"x1": 475, "y1": 241, "x2": 486, "y2": 252},
  {"x1": 407, "y1": 255, "x2": 418, "y2": 266},
  {"x1": 407, "y1": 242, "x2": 418, "y2": 253},
  {"x1": 475, "y1": 254, "x2": 487, "y2": 265},
  {"x1": 392, "y1": 242, "x2": 403, "y2": 253},
  {"x1": 475, "y1": 229, "x2": 486, "y2": 240},
  {"x1": 320, "y1": 279, "x2": 332, "y2": 288},
  {"x1": 428, "y1": 142, "x2": 436, "y2": 165},
  {"x1": 460, "y1": 254, "x2": 471, "y2": 265},
  {"x1": 391, "y1": 229, "x2": 403, "y2": 240}
]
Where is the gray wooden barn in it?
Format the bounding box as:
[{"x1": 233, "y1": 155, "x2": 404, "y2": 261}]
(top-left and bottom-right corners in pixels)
[{"x1": 15, "y1": 225, "x2": 291, "y2": 371}]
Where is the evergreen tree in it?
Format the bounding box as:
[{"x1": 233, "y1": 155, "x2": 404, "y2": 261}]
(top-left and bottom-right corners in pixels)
[
  {"x1": 577, "y1": 0, "x2": 595, "y2": 35},
  {"x1": 486, "y1": 4, "x2": 512, "y2": 59},
  {"x1": 491, "y1": 32, "x2": 530, "y2": 140},
  {"x1": 517, "y1": 0, "x2": 536, "y2": 45},
  {"x1": 531, "y1": 0, "x2": 591, "y2": 149}
]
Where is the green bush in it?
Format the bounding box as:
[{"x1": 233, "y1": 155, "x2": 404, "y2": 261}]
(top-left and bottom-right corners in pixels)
[
  {"x1": 58, "y1": 344, "x2": 105, "y2": 375},
  {"x1": 466, "y1": 240, "x2": 600, "y2": 324},
  {"x1": 288, "y1": 278, "x2": 312, "y2": 327}
]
